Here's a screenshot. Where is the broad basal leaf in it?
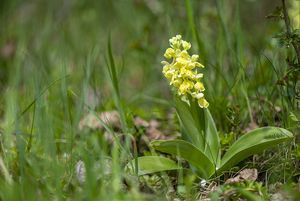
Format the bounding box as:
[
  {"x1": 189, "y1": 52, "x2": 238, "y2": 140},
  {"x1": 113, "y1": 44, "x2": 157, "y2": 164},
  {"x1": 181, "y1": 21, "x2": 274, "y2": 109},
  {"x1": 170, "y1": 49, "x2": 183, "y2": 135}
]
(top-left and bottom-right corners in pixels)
[
  {"x1": 151, "y1": 140, "x2": 215, "y2": 179},
  {"x1": 217, "y1": 127, "x2": 293, "y2": 176},
  {"x1": 126, "y1": 156, "x2": 180, "y2": 176}
]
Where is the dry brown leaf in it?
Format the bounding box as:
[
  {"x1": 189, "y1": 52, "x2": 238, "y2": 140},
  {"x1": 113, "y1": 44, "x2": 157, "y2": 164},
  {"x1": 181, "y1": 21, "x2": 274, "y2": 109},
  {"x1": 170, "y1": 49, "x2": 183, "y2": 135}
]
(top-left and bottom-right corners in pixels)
[
  {"x1": 244, "y1": 122, "x2": 258, "y2": 133},
  {"x1": 133, "y1": 117, "x2": 149, "y2": 127},
  {"x1": 145, "y1": 119, "x2": 176, "y2": 140},
  {"x1": 148, "y1": 119, "x2": 160, "y2": 128},
  {"x1": 197, "y1": 181, "x2": 218, "y2": 201},
  {"x1": 270, "y1": 192, "x2": 292, "y2": 201},
  {"x1": 133, "y1": 117, "x2": 166, "y2": 140},
  {"x1": 239, "y1": 168, "x2": 258, "y2": 181},
  {"x1": 146, "y1": 127, "x2": 165, "y2": 140},
  {"x1": 225, "y1": 176, "x2": 241, "y2": 184},
  {"x1": 78, "y1": 111, "x2": 120, "y2": 131},
  {"x1": 0, "y1": 41, "x2": 16, "y2": 59},
  {"x1": 79, "y1": 112, "x2": 176, "y2": 141},
  {"x1": 225, "y1": 168, "x2": 258, "y2": 184}
]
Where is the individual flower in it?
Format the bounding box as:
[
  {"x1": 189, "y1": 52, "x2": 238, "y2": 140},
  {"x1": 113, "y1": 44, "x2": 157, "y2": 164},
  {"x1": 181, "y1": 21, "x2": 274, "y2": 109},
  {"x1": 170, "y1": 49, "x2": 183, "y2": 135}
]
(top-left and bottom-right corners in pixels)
[{"x1": 161, "y1": 35, "x2": 209, "y2": 108}]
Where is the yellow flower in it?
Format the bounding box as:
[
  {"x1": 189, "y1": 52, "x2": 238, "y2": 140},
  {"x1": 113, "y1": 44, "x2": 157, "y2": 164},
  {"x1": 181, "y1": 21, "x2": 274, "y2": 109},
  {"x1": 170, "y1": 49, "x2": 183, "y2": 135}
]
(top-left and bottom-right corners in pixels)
[
  {"x1": 198, "y1": 97, "x2": 209, "y2": 108},
  {"x1": 169, "y1": 35, "x2": 182, "y2": 48},
  {"x1": 182, "y1": 41, "x2": 191, "y2": 50},
  {"x1": 179, "y1": 50, "x2": 190, "y2": 59},
  {"x1": 178, "y1": 80, "x2": 193, "y2": 95},
  {"x1": 176, "y1": 57, "x2": 189, "y2": 66},
  {"x1": 172, "y1": 78, "x2": 182, "y2": 88},
  {"x1": 191, "y1": 54, "x2": 199, "y2": 61},
  {"x1": 164, "y1": 48, "x2": 175, "y2": 59},
  {"x1": 162, "y1": 66, "x2": 173, "y2": 80},
  {"x1": 195, "y1": 82, "x2": 205, "y2": 91},
  {"x1": 161, "y1": 35, "x2": 209, "y2": 108}
]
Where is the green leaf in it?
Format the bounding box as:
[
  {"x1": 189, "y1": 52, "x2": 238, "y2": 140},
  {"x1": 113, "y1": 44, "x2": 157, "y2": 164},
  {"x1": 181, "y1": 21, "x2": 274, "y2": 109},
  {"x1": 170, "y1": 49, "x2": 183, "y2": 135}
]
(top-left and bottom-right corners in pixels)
[
  {"x1": 204, "y1": 109, "x2": 221, "y2": 168},
  {"x1": 126, "y1": 156, "x2": 180, "y2": 176},
  {"x1": 151, "y1": 140, "x2": 215, "y2": 179},
  {"x1": 106, "y1": 37, "x2": 128, "y2": 131},
  {"x1": 289, "y1": 112, "x2": 299, "y2": 122},
  {"x1": 218, "y1": 127, "x2": 293, "y2": 175},
  {"x1": 175, "y1": 96, "x2": 220, "y2": 168},
  {"x1": 235, "y1": 187, "x2": 265, "y2": 201},
  {"x1": 174, "y1": 96, "x2": 205, "y2": 150}
]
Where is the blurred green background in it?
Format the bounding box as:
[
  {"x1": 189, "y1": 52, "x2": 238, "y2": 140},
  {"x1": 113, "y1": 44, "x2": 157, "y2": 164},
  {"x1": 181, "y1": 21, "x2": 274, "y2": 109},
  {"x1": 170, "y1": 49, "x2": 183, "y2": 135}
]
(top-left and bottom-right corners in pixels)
[
  {"x1": 0, "y1": 0, "x2": 299, "y2": 200},
  {"x1": 1, "y1": 0, "x2": 295, "y2": 122}
]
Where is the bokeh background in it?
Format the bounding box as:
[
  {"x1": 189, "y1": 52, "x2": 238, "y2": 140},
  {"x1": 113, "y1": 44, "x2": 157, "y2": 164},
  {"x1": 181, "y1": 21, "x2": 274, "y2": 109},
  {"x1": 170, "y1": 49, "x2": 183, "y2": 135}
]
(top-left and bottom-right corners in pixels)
[
  {"x1": 0, "y1": 0, "x2": 299, "y2": 200},
  {"x1": 1, "y1": 0, "x2": 296, "y2": 125}
]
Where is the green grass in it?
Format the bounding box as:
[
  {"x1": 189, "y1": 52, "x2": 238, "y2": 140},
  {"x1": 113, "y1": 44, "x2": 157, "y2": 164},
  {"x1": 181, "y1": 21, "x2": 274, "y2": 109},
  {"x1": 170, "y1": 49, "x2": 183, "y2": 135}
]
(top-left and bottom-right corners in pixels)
[{"x1": 0, "y1": 0, "x2": 299, "y2": 200}]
